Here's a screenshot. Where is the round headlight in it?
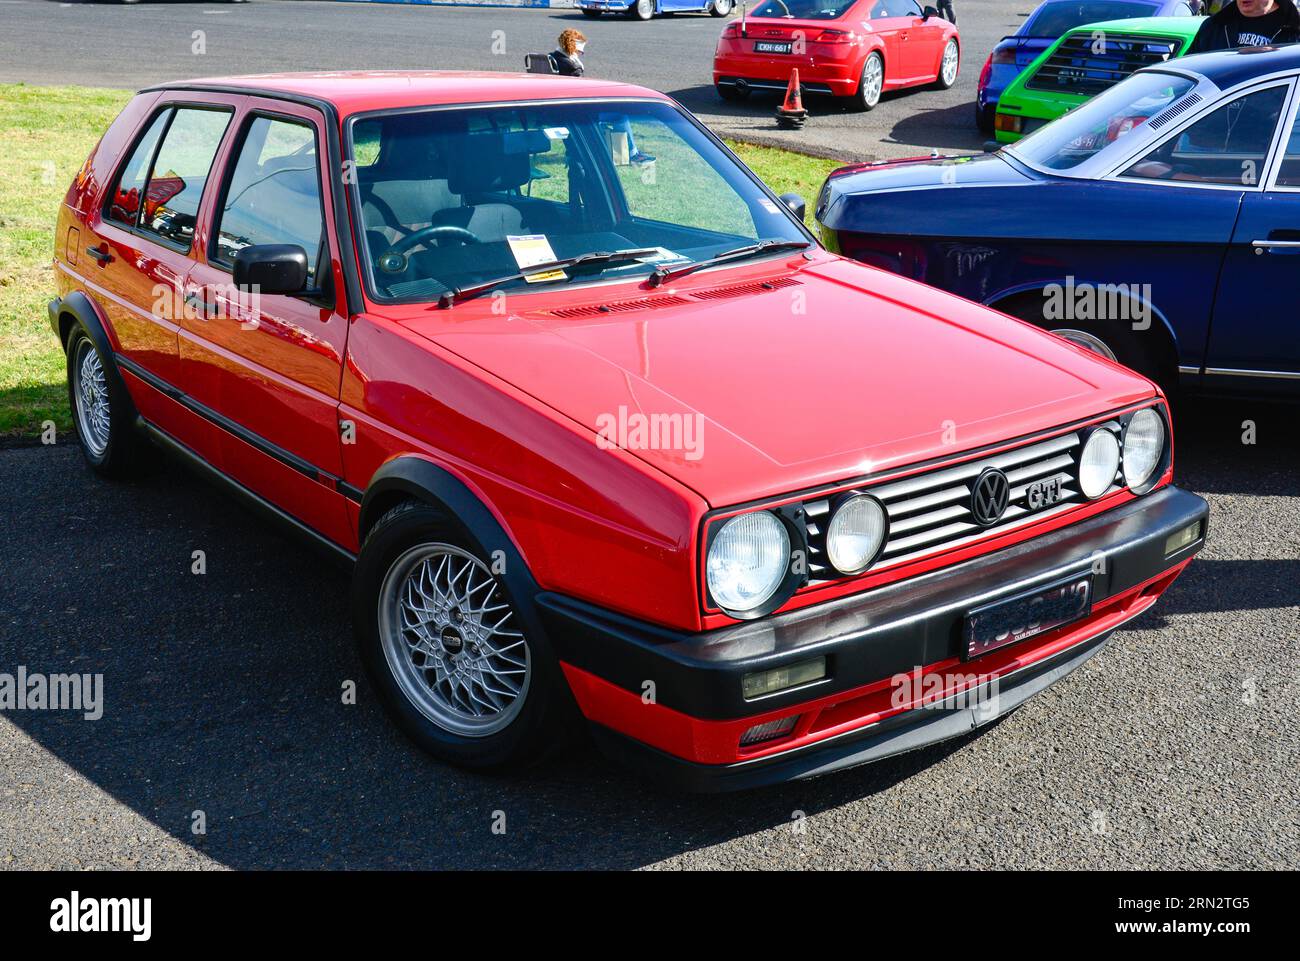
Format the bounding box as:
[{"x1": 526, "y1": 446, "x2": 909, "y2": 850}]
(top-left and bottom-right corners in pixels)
[
  {"x1": 1079, "y1": 428, "x2": 1120, "y2": 499},
  {"x1": 1123, "y1": 408, "x2": 1165, "y2": 490},
  {"x1": 826, "y1": 494, "x2": 888, "y2": 575},
  {"x1": 707, "y1": 511, "x2": 791, "y2": 614}
]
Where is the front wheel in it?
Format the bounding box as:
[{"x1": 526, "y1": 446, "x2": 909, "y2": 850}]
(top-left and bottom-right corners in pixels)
[
  {"x1": 352, "y1": 501, "x2": 571, "y2": 770},
  {"x1": 847, "y1": 51, "x2": 883, "y2": 112},
  {"x1": 934, "y1": 39, "x2": 959, "y2": 90},
  {"x1": 627, "y1": 0, "x2": 654, "y2": 19},
  {"x1": 710, "y1": 0, "x2": 734, "y2": 15}
]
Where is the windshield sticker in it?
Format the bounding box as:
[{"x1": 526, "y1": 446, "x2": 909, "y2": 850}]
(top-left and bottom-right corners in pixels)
[
  {"x1": 543, "y1": 127, "x2": 570, "y2": 141},
  {"x1": 507, "y1": 235, "x2": 567, "y2": 283}
]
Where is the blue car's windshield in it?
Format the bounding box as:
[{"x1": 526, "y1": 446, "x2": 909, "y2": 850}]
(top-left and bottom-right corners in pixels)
[
  {"x1": 348, "y1": 100, "x2": 806, "y2": 303},
  {"x1": 1024, "y1": 0, "x2": 1158, "y2": 37}
]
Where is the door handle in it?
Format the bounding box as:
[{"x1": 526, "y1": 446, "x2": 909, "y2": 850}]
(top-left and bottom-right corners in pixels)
[
  {"x1": 184, "y1": 291, "x2": 219, "y2": 317},
  {"x1": 86, "y1": 244, "x2": 112, "y2": 265},
  {"x1": 1251, "y1": 239, "x2": 1300, "y2": 254}
]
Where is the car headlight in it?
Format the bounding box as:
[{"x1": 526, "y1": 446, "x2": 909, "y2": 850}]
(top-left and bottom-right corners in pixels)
[
  {"x1": 1123, "y1": 408, "x2": 1165, "y2": 491},
  {"x1": 1079, "y1": 428, "x2": 1120, "y2": 499},
  {"x1": 826, "y1": 493, "x2": 888, "y2": 575},
  {"x1": 707, "y1": 511, "x2": 791, "y2": 614}
]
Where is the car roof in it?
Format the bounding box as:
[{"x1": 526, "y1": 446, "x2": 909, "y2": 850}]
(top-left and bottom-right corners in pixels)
[
  {"x1": 1174, "y1": 43, "x2": 1300, "y2": 88},
  {"x1": 145, "y1": 71, "x2": 670, "y2": 116}
]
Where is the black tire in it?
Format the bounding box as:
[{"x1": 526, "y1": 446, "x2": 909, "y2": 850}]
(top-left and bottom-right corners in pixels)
[
  {"x1": 975, "y1": 102, "x2": 994, "y2": 135},
  {"x1": 65, "y1": 325, "x2": 145, "y2": 478},
  {"x1": 716, "y1": 83, "x2": 749, "y2": 102},
  {"x1": 352, "y1": 500, "x2": 572, "y2": 771},
  {"x1": 847, "y1": 51, "x2": 883, "y2": 112},
  {"x1": 710, "y1": 0, "x2": 734, "y2": 15},
  {"x1": 627, "y1": 0, "x2": 654, "y2": 19},
  {"x1": 581, "y1": 8, "x2": 603, "y2": 16}
]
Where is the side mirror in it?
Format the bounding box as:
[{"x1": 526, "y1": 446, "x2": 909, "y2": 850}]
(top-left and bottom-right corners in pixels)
[
  {"x1": 779, "y1": 192, "x2": 807, "y2": 221},
  {"x1": 922, "y1": 5, "x2": 938, "y2": 19},
  {"x1": 233, "y1": 244, "x2": 308, "y2": 295},
  {"x1": 982, "y1": 140, "x2": 1001, "y2": 153}
]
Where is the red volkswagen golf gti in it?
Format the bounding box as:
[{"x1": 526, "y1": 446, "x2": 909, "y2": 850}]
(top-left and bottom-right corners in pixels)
[
  {"x1": 713, "y1": 0, "x2": 960, "y2": 110},
  {"x1": 51, "y1": 72, "x2": 1205, "y2": 790}
]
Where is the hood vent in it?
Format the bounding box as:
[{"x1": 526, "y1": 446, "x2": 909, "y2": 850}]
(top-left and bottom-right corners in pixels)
[
  {"x1": 547, "y1": 295, "x2": 691, "y2": 319},
  {"x1": 689, "y1": 276, "x2": 802, "y2": 301}
]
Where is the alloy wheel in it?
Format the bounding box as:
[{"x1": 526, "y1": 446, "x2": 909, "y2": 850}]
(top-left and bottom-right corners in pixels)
[
  {"x1": 378, "y1": 543, "x2": 530, "y2": 737},
  {"x1": 941, "y1": 41, "x2": 959, "y2": 87},
  {"x1": 73, "y1": 339, "x2": 111, "y2": 457}
]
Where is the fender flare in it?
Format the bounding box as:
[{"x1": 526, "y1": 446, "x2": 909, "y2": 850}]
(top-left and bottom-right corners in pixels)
[
  {"x1": 984, "y1": 279, "x2": 1181, "y2": 360},
  {"x1": 50, "y1": 291, "x2": 138, "y2": 421},
  {"x1": 357, "y1": 456, "x2": 544, "y2": 617}
]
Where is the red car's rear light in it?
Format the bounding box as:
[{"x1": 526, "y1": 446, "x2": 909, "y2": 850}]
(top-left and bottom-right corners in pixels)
[
  {"x1": 837, "y1": 233, "x2": 928, "y2": 280},
  {"x1": 815, "y1": 29, "x2": 855, "y2": 43},
  {"x1": 721, "y1": 22, "x2": 740, "y2": 38}
]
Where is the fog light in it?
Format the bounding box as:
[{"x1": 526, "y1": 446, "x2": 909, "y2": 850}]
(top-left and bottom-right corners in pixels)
[
  {"x1": 1164, "y1": 520, "x2": 1202, "y2": 557},
  {"x1": 739, "y1": 715, "x2": 798, "y2": 746},
  {"x1": 742, "y1": 656, "x2": 826, "y2": 700}
]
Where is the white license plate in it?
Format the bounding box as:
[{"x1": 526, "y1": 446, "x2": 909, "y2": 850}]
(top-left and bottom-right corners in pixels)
[{"x1": 754, "y1": 41, "x2": 792, "y2": 54}]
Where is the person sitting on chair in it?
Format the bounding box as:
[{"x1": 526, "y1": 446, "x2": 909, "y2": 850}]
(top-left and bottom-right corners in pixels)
[{"x1": 550, "y1": 30, "x2": 655, "y2": 165}]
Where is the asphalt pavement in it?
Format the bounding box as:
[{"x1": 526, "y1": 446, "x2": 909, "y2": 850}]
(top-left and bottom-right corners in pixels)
[
  {"x1": 0, "y1": 0, "x2": 1025, "y2": 160},
  {"x1": 1, "y1": 397, "x2": 1296, "y2": 869}
]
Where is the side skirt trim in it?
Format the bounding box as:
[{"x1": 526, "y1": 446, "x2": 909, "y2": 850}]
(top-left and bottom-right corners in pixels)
[{"x1": 138, "y1": 417, "x2": 356, "y2": 568}]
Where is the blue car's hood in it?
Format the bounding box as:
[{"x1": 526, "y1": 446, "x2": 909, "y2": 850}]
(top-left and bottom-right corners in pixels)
[{"x1": 818, "y1": 154, "x2": 1033, "y2": 218}]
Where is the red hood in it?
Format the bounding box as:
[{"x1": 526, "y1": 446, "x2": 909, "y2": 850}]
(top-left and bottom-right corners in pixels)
[{"x1": 391, "y1": 254, "x2": 1156, "y2": 508}]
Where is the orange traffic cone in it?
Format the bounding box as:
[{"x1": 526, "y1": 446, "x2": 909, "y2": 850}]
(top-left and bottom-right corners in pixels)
[{"x1": 776, "y1": 68, "x2": 808, "y2": 129}]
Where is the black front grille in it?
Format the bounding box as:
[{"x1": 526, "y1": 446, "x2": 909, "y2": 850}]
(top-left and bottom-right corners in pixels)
[{"x1": 1025, "y1": 33, "x2": 1183, "y2": 98}]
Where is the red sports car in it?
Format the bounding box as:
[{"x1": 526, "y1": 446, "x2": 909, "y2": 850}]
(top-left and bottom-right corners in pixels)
[
  {"x1": 51, "y1": 71, "x2": 1204, "y2": 790},
  {"x1": 713, "y1": 0, "x2": 960, "y2": 110}
]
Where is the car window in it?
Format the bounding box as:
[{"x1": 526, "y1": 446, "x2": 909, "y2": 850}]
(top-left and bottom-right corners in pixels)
[
  {"x1": 752, "y1": 0, "x2": 857, "y2": 16},
  {"x1": 1023, "y1": 1, "x2": 1158, "y2": 37},
  {"x1": 869, "y1": 0, "x2": 913, "y2": 16},
  {"x1": 137, "y1": 107, "x2": 231, "y2": 248},
  {"x1": 106, "y1": 110, "x2": 170, "y2": 229},
  {"x1": 214, "y1": 116, "x2": 326, "y2": 284},
  {"x1": 612, "y1": 115, "x2": 755, "y2": 237},
  {"x1": 1010, "y1": 71, "x2": 1197, "y2": 171},
  {"x1": 1121, "y1": 85, "x2": 1288, "y2": 186},
  {"x1": 1274, "y1": 107, "x2": 1300, "y2": 188}
]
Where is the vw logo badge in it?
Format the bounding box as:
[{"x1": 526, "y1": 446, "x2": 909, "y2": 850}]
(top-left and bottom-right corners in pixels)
[{"x1": 971, "y1": 468, "x2": 1011, "y2": 527}]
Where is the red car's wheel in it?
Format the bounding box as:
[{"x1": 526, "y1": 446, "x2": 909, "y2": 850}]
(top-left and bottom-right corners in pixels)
[
  {"x1": 848, "y1": 51, "x2": 884, "y2": 112},
  {"x1": 934, "y1": 38, "x2": 960, "y2": 90},
  {"x1": 353, "y1": 500, "x2": 572, "y2": 770},
  {"x1": 65, "y1": 325, "x2": 146, "y2": 478}
]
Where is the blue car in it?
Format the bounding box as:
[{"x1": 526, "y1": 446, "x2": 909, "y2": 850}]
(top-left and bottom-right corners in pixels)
[
  {"x1": 577, "y1": 0, "x2": 734, "y2": 19},
  {"x1": 976, "y1": 0, "x2": 1197, "y2": 134},
  {"x1": 817, "y1": 45, "x2": 1300, "y2": 399}
]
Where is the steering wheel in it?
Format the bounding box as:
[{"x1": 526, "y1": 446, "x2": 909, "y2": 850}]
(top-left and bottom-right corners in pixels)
[{"x1": 377, "y1": 225, "x2": 481, "y2": 274}]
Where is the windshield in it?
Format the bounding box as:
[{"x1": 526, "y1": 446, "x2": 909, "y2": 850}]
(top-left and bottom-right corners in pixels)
[
  {"x1": 348, "y1": 100, "x2": 806, "y2": 303},
  {"x1": 1008, "y1": 70, "x2": 1198, "y2": 171},
  {"x1": 750, "y1": 0, "x2": 859, "y2": 18},
  {"x1": 1023, "y1": 1, "x2": 1159, "y2": 37}
]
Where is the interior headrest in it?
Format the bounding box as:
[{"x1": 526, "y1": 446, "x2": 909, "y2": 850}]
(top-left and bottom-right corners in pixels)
[{"x1": 446, "y1": 131, "x2": 535, "y2": 195}]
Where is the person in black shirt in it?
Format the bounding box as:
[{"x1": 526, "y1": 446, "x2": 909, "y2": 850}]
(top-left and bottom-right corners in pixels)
[{"x1": 1188, "y1": 0, "x2": 1300, "y2": 52}]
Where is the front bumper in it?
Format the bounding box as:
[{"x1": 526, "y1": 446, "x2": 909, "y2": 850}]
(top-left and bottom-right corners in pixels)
[{"x1": 540, "y1": 485, "x2": 1207, "y2": 791}]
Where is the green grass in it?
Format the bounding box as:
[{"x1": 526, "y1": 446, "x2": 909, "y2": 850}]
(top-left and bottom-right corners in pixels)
[
  {"x1": 0, "y1": 83, "x2": 840, "y2": 440},
  {"x1": 0, "y1": 84, "x2": 131, "y2": 438}
]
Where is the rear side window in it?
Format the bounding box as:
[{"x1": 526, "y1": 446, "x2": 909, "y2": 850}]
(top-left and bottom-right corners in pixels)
[
  {"x1": 137, "y1": 107, "x2": 232, "y2": 248},
  {"x1": 213, "y1": 116, "x2": 326, "y2": 283},
  {"x1": 106, "y1": 110, "x2": 170, "y2": 228}
]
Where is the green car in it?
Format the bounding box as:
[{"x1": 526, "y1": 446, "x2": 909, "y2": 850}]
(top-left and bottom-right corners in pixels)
[{"x1": 994, "y1": 16, "x2": 1202, "y2": 143}]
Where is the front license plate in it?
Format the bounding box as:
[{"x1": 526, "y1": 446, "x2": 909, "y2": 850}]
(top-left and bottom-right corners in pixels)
[
  {"x1": 962, "y1": 573, "x2": 1092, "y2": 660},
  {"x1": 754, "y1": 41, "x2": 792, "y2": 54}
]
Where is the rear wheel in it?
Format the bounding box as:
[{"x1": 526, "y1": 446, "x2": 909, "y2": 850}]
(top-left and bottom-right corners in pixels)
[
  {"x1": 66, "y1": 326, "x2": 145, "y2": 478},
  {"x1": 353, "y1": 501, "x2": 571, "y2": 770},
  {"x1": 934, "y1": 39, "x2": 959, "y2": 89},
  {"x1": 847, "y1": 51, "x2": 883, "y2": 112},
  {"x1": 975, "y1": 101, "x2": 994, "y2": 134},
  {"x1": 710, "y1": 0, "x2": 734, "y2": 14},
  {"x1": 627, "y1": 0, "x2": 654, "y2": 18}
]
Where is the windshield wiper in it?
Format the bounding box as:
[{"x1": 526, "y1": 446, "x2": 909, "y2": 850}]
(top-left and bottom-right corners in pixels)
[
  {"x1": 647, "y1": 239, "x2": 812, "y2": 288},
  {"x1": 437, "y1": 248, "x2": 663, "y2": 308}
]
